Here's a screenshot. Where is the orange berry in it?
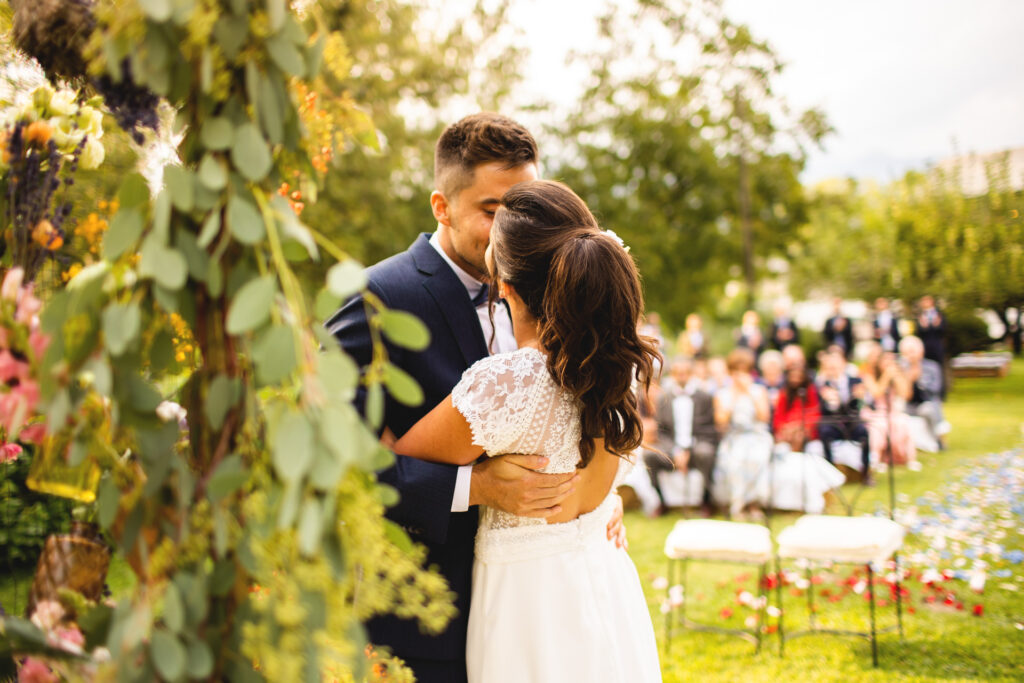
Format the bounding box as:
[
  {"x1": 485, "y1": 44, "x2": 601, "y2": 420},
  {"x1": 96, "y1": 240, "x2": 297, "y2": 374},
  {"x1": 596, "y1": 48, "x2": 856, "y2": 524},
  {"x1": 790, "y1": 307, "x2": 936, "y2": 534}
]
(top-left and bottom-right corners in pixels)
[
  {"x1": 25, "y1": 121, "x2": 53, "y2": 147},
  {"x1": 32, "y1": 219, "x2": 63, "y2": 249}
]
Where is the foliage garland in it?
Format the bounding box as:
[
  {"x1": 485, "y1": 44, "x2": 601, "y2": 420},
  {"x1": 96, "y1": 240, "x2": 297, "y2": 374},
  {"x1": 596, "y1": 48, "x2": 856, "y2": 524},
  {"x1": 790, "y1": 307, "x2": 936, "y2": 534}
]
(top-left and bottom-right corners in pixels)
[{"x1": 0, "y1": 1, "x2": 453, "y2": 681}]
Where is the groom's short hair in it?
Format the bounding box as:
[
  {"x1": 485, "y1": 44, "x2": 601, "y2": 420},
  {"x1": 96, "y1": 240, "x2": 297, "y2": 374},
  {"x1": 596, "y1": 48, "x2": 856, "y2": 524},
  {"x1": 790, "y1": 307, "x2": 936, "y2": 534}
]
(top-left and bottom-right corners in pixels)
[{"x1": 434, "y1": 113, "x2": 538, "y2": 198}]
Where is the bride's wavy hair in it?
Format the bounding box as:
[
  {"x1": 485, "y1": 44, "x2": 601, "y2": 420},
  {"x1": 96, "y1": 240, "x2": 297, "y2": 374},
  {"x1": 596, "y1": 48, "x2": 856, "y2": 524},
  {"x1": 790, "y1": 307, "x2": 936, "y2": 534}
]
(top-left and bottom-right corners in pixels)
[{"x1": 489, "y1": 180, "x2": 660, "y2": 467}]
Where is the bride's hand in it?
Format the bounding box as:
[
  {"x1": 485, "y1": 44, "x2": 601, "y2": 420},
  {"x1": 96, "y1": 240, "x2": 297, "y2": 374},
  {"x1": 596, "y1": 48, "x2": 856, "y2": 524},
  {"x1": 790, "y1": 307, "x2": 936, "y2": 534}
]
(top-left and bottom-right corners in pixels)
[{"x1": 606, "y1": 493, "x2": 628, "y2": 550}]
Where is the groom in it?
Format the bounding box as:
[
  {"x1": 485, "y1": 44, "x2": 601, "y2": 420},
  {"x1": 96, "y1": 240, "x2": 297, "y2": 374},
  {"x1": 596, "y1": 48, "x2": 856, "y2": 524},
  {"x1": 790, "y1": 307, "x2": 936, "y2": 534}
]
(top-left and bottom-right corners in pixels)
[{"x1": 327, "y1": 113, "x2": 626, "y2": 683}]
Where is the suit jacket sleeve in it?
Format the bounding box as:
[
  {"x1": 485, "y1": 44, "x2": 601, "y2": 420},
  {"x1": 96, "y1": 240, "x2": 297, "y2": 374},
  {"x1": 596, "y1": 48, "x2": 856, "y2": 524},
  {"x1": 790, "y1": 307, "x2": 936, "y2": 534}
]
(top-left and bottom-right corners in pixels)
[{"x1": 327, "y1": 283, "x2": 460, "y2": 545}]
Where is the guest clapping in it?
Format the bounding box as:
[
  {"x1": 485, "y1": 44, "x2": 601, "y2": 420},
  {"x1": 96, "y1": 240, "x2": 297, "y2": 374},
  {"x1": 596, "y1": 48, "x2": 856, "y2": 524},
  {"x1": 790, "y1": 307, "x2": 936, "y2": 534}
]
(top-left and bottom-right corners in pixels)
[
  {"x1": 899, "y1": 335, "x2": 951, "y2": 450},
  {"x1": 816, "y1": 348, "x2": 873, "y2": 484},
  {"x1": 859, "y1": 342, "x2": 917, "y2": 466}
]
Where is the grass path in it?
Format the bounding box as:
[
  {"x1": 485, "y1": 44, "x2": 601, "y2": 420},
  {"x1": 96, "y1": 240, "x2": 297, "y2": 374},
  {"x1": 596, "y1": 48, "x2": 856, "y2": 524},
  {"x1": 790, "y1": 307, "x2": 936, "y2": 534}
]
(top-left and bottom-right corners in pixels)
[{"x1": 627, "y1": 359, "x2": 1024, "y2": 682}]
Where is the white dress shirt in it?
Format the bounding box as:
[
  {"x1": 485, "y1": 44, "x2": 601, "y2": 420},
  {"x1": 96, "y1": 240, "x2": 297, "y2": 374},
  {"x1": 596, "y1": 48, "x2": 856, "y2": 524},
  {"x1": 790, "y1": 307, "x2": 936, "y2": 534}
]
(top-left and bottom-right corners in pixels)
[{"x1": 429, "y1": 233, "x2": 518, "y2": 511}]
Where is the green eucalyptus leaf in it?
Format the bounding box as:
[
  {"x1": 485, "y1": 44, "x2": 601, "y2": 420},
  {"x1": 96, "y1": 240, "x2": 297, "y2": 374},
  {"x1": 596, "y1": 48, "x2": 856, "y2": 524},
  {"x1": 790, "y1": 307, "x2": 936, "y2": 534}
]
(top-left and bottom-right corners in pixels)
[
  {"x1": 258, "y1": 73, "x2": 284, "y2": 144},
  {"x1": 378, "y1": 309, "x2": 430, "y2": 351},
  {"x1": 140, "y1": 238, "x2": 189, "y2": 291},
  {"x1": 197, "y1": 209, "x2": 221, "y2": 248},
  {"x1": 317, "y1": 351, "x2": 358, "y2": 403},
  {"x1": 198, "y1": 154, "x2": 227, "y2": 191},
  {"x1": 185, "y1": 640, "x2": 214, "y2": 680},
  {"x1": 277, "y1": 480, "x2": 300, "y2": 529},
  {"x1": 226, "y1": 194, "x2": 265, "y2": 245},
  {"x1": 266, "y1": 34, "x2": 305, "y2": 77},
  {"x1": 150, "y1": 629, "x2": 186, "y2": 682},
  {"x1": 138, "y1": 0, "x2": 172, "y2": 22},
  {"x1": 205, "y1": 374, "x2": 241, "y2": 431},
  {"x1": 383, "y1": 363, "x2": 423, "y2": 406},
  {"x1": 207, "y1": 454, "x2": 248, "y2": 502},
  {"x1": 225, "y1": 275, "x2": 275, "y2": 335},
  {"x1": 271, "y1": 195, "x2": 316, "y2": 259},
  {"x1": 266, "y1": 0, "x2": 286, "y2": 31},
  {"x1": 163, "y1": 583, "x2": 184, "y2": 633},
  {"x1": 200, "y1": 117, "x2": 234, "y2": 151},
  {"x1": 306, "y1": 34, "x2": 326, "y2": 78},
  {"x1": 309, "y1": 444, "x2": 344, "y2": 492},
  {"x1": 96, "y1": 475, "x2": 120, "y2": 529},
  {"x1": 208, "y1": 560, "x2": 235, "y2": 597},
  {"x1": 230, "y1": 123, "x2": 272, "y2": 182},
  {"x1": 213, "y1": 15, "x2": 248, "y2": 60},
  {"x1": 175, "y1": 230, "x2": 209, "y2": 282},
  {"x1": 102, "y1": 302, "x2": 142, "y2": 356},
  {"x1": 297, "y1": 497, "x2": 321, "y2": 556},
  {"x1": 251, "y1": 324, "x2": 296, "y2": 385},
  {"x1": 102, "y1": 208, "x2": 144, "y2": 261},
  {"x1": 152, "y1": 190, "x2": 172, "y2": 245},
  {"x1": 314, "y1": 288, "x2": 341, "y2": 321},
  {"x1": 365, "y1": 382, "x2": 384, "y2": 430},
  {"x1": 319, "y1": 402, "x2": 369, "y2": 467},
  {"x1": 163, "y1": 165, "x2": 195, "y2": 213},
  {"x1": 46, "y1": 388, "x2": 70, "y2": 432},
  {"x1": 118, "y1": 173, "x2": 150, "y2": 208},
  {"x1": 326, "y1": 260, "x2": 366, "y2": 299},
  {"x1": 272, "y1": 410, "x2": 314, "y2": 483}
]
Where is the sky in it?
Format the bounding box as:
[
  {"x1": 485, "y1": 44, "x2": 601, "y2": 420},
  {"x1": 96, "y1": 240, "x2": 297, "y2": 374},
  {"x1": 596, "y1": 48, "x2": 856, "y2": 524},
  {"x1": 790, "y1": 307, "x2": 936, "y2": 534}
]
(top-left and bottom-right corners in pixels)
[{"x1": 505, "y1": 0, "x2": 1024, "y2": 182}]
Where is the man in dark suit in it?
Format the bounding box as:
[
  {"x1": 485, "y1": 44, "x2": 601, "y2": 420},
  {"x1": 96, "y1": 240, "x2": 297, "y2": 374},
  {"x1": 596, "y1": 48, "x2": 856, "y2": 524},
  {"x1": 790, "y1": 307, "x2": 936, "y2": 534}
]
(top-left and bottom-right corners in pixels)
[
  {"x1": 326, "y1": 114, "x2": 622, "y2": 683},
  {"x1": 915, "y1": 295, "x2": 947, "y2": 398},
  {"x1": 823, "y1": 297, "x2": 854, "y2": 356},
  {"x1": 815, "y1": 348, "x2": 872, "y2": 484},
  {"x1": 770, "y1": 302, "x2": 800, "y2": 350},
  {"x1": 871, "y1": 297, "x2": 901, "y2": 352}
]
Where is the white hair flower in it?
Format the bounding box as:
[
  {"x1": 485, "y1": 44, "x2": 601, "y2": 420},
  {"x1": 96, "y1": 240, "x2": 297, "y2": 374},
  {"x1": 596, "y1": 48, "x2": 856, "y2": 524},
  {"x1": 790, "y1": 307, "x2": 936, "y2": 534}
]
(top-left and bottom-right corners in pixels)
[{"x1": 603, "y1": 229, "x2": 630, "y2": 253}]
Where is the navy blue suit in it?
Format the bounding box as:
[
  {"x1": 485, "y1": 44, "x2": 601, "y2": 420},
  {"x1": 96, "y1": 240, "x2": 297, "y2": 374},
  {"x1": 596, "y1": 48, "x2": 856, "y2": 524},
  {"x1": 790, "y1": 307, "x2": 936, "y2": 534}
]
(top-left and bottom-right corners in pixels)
[{"x1": 326, "y1": 234, "x2": 488, "y2": 681}]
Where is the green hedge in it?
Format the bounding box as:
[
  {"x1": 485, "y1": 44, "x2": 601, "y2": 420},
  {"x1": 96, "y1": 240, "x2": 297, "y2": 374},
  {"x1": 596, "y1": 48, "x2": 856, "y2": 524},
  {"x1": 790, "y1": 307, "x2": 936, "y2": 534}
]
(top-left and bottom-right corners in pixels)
[{"x1": 0, "y1": 454, "x2": 72, "y2": 571}]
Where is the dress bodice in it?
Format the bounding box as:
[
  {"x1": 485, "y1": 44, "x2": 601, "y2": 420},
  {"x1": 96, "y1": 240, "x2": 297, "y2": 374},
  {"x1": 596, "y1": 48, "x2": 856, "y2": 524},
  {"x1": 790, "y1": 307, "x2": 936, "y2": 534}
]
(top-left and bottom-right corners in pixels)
[{"x1": 452, "y1": 347, "x2": 630, "y2": 537}]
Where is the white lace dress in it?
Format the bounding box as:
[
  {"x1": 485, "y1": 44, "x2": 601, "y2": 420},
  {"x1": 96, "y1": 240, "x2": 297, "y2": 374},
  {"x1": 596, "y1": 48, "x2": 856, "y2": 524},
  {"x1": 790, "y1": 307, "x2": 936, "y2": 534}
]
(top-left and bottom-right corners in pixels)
[{"x1": 452, "y1": 347, "x2": 661, "y2": 683}]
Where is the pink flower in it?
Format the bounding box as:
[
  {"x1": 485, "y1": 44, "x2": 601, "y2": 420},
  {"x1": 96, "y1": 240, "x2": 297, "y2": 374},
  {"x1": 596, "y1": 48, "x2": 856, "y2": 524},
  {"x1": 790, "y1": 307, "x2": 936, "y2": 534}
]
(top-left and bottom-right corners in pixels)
[
  {"x1": 0, "y1": 441, "x2": 22, "y2": 462},
  {"x1": 53, "y1": 626, "x2": 85, "y2": 654},
  {"x1": 0, "y1": 350, "x2": 29, "y2": 383},
  {"x1": 0, "y1": 380, "x2": 40, "y2": 436},
  {"x1": 2, "y1": 268, "x2": 24, "y2": 301},
  {"x1": 28, "y1": 330, "x2": 50, "y2": 361},
  {"x1": 18, "y1": 658, "x2": 56, "y2": 683},
  {"x1": 15, "y1": 288, "x2": 42, "y2": 324},
  {"x1": 18, "y1": 422, "x2": 47, "y2": 444}
]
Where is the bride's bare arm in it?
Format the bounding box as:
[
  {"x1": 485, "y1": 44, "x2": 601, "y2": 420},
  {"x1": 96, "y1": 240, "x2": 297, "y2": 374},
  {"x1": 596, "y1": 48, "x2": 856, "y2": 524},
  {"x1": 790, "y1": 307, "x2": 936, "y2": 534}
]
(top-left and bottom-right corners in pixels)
[{"x1": 393, "y1": 395, "x2": 484, "y2": 466}]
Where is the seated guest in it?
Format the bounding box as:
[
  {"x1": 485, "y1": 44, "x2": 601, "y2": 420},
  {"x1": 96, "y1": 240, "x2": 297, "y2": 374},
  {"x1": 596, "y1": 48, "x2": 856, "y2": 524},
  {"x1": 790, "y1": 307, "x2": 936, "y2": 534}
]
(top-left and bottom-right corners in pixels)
[
  {"x1": 736, "y1": 310, "x2": 766, "y2": 360},
  {"x1": 782, "y1": 343, "x2": 808, "y2": 374},
  {"x1": 706, "y1": 355, "x2": 731, "y2": 395},
  {"x1": 675, "y1": 312, "x2": 707, "y2": 359},
  {"x1": 823, "y1": 297, "x2": 854, "y2": 357},
  {"x1": 816, "y1": 349, "x2": 872, "y2": 484},
  {"x1": 872, "y1": 297, "x2": 901, "y2": 352},
  {"x1": 899, "y1": 335, "x2": 950, "y2": 449},
  {"x1": 770, "y1": 302, "x2": 800, "y2": 350},
  {"x1": 644, "y1": 359, "x2": 719, "y2": 515},
  {"x1": 772, "y1": 366, "x2": 820, "y2": 452},
  {"x1": 757, "y1": 350, "x2": 785, "y2": 417},
  {"x1": 859, "y1": 342, "x2": 916, "y2": 466},
  {"x1": 712, "y1": 349, "x2": 773, "y2": 519}
]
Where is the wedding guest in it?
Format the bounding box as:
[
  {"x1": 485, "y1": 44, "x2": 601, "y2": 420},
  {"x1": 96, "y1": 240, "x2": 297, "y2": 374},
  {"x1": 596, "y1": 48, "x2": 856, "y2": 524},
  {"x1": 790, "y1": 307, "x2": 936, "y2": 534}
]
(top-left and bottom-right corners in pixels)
[
  {"x1": 644, "y1": 359, "x2": 718, "y2": 514},
  {"x1": 817, "y1": 348, "x2": 872, "y2": 484},
  {"x1": 736, "y1": 310, "x2": 766, "y2": 359},
  {"x1": 872, "y1": 297, "x2": 901, "y2": 352},
  {"x1": 859, "y1": 342, "x2": 916, "y2": 466},
  {"x1": 772, "y1": 366, "x2": 820, "y2": 452},
  {"x1": 757, "y1": 349, "x2": 785, "y2": 416},
  {"x1": 899, "y1": 335, "x2": 951, "y2": 450},
  {"x1": 770, "y1": 302, "x2": 801, "y2": 350},
  {"x1": 712, "y1": 348, "x2": 773, "y2": 519},
  {"x1": 823, "y1": 297, "x2": 854, "y2": 356},
  {"x1": 706, "y1": 355, "x2": 731, "y2": 395},
  {"x1": 675, "y1": 312, "x2": 707, "y2": 358},
  {"x1": 640, "y1": 311, "x2": 667, "y2": 354},
  {"x1": 915, "y1": 295, "x2": 947, "y2": 397}
]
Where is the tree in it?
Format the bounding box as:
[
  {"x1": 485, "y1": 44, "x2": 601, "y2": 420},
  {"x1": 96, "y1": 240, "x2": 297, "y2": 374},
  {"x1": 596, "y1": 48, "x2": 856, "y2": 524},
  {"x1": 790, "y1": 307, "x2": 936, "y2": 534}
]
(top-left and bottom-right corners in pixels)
[
  {"x1": 551, "y1": 0, "x2": 828, "y2": 326},
  {"x1": 791, "y1": 155, "x2": 1024, "y2": 353}
]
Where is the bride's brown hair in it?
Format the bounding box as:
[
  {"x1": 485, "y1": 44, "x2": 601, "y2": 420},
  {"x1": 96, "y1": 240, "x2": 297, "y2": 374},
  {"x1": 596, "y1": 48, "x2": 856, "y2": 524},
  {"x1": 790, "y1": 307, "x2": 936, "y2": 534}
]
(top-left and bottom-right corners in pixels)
[{"x1": 490, "y1": 180, "x2": 660, "y2": 467}]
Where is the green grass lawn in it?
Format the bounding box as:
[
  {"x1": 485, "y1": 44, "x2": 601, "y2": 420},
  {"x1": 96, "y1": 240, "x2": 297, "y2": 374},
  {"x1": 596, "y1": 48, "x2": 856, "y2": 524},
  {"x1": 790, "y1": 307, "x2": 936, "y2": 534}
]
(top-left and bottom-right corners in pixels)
[{"x1": 627, "y1": 358, "x2": 1024, "y2": 682}]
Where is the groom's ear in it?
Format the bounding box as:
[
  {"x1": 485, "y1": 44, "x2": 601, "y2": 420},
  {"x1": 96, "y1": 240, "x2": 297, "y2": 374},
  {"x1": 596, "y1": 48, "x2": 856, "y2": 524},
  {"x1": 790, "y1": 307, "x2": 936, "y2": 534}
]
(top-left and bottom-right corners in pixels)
[{"x1": 430, "y1": 190, "x2": 452, "y2": 227}]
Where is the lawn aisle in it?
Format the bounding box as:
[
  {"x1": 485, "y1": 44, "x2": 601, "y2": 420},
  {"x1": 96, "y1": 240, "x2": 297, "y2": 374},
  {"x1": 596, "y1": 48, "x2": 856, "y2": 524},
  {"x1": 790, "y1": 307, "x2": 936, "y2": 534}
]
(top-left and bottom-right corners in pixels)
[{"x1": 629, "y1": 359, "x2": 1024, "y2": 683}]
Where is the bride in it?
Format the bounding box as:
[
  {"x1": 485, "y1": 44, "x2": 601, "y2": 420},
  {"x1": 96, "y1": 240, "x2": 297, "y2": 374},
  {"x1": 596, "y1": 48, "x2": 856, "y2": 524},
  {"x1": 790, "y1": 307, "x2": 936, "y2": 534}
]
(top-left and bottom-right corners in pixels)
[{"x1": 394, "y1": 180, "x2": 662, "y2": 683}]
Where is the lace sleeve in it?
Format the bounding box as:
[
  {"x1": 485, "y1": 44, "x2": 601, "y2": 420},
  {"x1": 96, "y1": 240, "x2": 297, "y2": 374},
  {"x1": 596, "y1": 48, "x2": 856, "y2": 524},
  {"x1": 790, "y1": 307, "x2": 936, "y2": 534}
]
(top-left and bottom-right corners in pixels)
[{"x1": 451, "y1": 351, "x2": 542, "y2": 456}]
